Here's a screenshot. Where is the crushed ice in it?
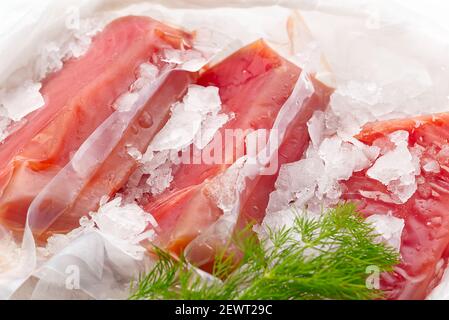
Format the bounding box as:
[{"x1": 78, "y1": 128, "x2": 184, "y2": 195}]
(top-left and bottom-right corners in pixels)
[
  {"x1": 0, "y1": 107, "x2": 12, "y2": 142},
  {"x1": 0, "y1": 227, "x2": 21, "y2": 274},
  {"x1": 34, "y1": 17, "x2": 106, "y2": 80},
  {"x1": 0, "y1": 81, "x2": 45, "y2": 141},
  {"x1": 114, "y1": 63, "x2": 159, "y2": 112},
  {"x1": 367, "y1": 131, "x2": 420, "y2": 204},
  {"x1": 259, "y1": 113, "x2": 414, "y2": 246},
  {"x1": 42, "y1": 197, "x2": 157, "y2": 260},
  {"x1": 0, "y1": 16, "x2": 107, "y2": 144},
  {"x1": 365, "y1": 214, "x2": 404, "y2": 252},
  {"x1": 0, "y1": 81, "x2": 45, "y2": 122},
  {"x1": 207, "y1": 157, "x2": 247, "y2": 216},
  {"x1": 150, "y1": 85, "x2": 226, "y2": 152},
  {"x1": 125, "y1": 84, "x2": 229, "y2": 198},
  {"x1": 423, "y1": 159, "x2": 441, "y2": 174},
  {"x1": 162, "y1": 49, "x2": 208, "y2": 72}
]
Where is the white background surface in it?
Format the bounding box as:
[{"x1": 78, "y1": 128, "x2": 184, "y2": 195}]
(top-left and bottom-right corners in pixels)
[
  {"x1": 1, "y1": 0, "x2": 449, "y2": 27},
  {"x1": 398, "y1": 0, "x2": 449, "y2": 30}
]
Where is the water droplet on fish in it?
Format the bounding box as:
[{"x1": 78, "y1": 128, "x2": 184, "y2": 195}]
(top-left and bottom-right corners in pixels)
[{"x1": 139, "y1": 112, "x2": 154, "y2": 128}]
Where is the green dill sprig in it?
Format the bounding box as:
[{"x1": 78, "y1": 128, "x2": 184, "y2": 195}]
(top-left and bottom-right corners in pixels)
[{"x1": 129, "y1": 203, "x2": 399, "y2": 300}]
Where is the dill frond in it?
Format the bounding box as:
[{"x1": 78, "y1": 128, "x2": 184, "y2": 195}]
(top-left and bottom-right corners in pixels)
[{"x1": 129, "y1": 203, "x2": 399, "y2": 300}]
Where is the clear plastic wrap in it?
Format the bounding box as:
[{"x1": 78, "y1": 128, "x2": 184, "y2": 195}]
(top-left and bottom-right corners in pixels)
[
  {"x1": 184, "y1": 72, "x2": 315, "y2": 265},
  {"x1": 1, "y1": 0, "x2": 449, "y2": 300}
]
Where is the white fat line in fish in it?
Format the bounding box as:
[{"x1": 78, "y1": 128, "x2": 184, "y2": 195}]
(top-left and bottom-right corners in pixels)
[{"x1": 183, "y1": 71, "x2": 315, "y2": 265}]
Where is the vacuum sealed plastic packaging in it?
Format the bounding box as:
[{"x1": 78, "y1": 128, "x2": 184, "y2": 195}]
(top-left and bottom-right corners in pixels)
[{"x1": 1, "y1": 0, "x2": 449, "y2": 300}]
